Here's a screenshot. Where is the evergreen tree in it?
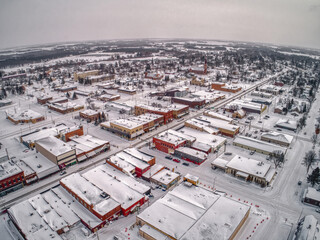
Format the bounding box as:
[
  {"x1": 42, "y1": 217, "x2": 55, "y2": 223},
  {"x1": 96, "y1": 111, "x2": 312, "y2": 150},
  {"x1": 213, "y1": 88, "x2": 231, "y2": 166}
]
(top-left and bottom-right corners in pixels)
[{"x1": 307, "y1": 167, "x2": 320, "y2": 187}]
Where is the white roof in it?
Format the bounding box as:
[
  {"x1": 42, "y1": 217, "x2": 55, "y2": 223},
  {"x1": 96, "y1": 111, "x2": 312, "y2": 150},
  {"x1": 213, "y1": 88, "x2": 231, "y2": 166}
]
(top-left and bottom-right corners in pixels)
[
  {"x1": 8, "y1": 200, "x2": 63, "y2": 240},
  {"x1": 21, "y1": 153, "x2": 59, "y2": 179},
  {"x1": 36, "y1": 136, "x2": 74, "y2": 157},
  {"x1": 123, "y1": 148, "x2": 154, "y2": 163},
  {"x1": 151, "y1": 169, "x2": 180, "y2": 185},
  {"x1": 233, "y1": 136, "x2": 286, "y2": 154},
  {"x1": 0, "y1": 160, "x2": 23, "y2": 181},
  {"x1": 52, "y1": 186, "x2": 103, "y2": 229},
  {"x1": 138, "y1": 183, "x2": 249, "y2": 240},
  {"x1": 154, "y1": 129, "x2": 191, "y2": 146},
  {"x1": 204, "y1": 110, "x2": 233, "y2": 122},
  {"x1": 184, "y1": 173, "x2": 199, "y2": 182},
  {"x1": 142, "y1": 164, "x2": 164, "y2": 179},
  {"x1": 296, "y1": 215, "x2": 320, "y2": 240},
  {"x1": 179, "y1": 127, "x2": 226, "y2": 149},
  {"x1": 98, "y1": 164, "x2": 150, "y2": 195},
  {"x1": 108, "y1": 155, "x2": 136, "y2": 174},
  {"x1": 181, "y1": 196, "x2": 250, "y2": 240},
  {"x1": 82, "y1": 167, "x2": 144, "y2": 210},
  {"x1": 80, "y1": 109, "x2": 98, "y2": 116},
  {"x1": 68, "y1": 135, "x2": 109, "y2": 153},
  {"x1": 261, "y1": 131, "x2": 294, "y2": 144},
  {"x1": 275, "y1": 118, "x2": 298, "y2": 130},
  {"x1": 6, "y1": 109, "x2": 43, "y2": 121},
  {"x1": 196, "y1": 115, "x2": 239, "y2": 132},
  {"x1": 211, "y1": 157, "x2": 229, "y2": 169},
  {"x1": 227, "y1": 155, "x2": 271, "y2": 179},
  {"x1": 175, "y1": 147, "x2": 208, "y2": 160},
  {"x1": 116, "y1": 151, "x2": 150, "y2": 170},
  {"x1": 305, "y1": 187, "x2": 320, "y2": 202},
  {"x1": 60, "y1": 173, "x2": 120, "y2": 216}
]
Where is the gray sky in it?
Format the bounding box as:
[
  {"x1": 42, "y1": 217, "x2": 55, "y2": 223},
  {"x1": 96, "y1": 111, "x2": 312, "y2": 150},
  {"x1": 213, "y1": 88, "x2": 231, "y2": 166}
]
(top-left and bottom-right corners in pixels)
[{"x1": 0, "y1": 0, "x2": 319, "y2": 50}]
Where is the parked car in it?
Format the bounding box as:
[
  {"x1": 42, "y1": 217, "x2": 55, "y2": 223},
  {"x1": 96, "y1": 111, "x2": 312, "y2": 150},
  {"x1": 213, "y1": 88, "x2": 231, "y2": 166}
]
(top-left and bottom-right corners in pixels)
[
  {"x1": 249, "y1": 151, "x2": 255, "y2": 155},
  {"x1": 173, "y1": 159, "x2": 180, "y2": 163},
  {"x1": 182, "y1": 162, "x2": 189, "y2": 166},
  {"x1": 298, "y1": 181, "x2": 302, "y2": 185},
  {"x1": 60, "y1": 170, "x2": 67, "y2": 175},
  {"x1": 224, "y1": 152, "x2": 232, "y2": 155},
  {"x1": 165, "y1": 156, "x2": 173, "y2": 160},
  {"x1": 316, "y1": 208, "x2": 320, "y2": 213}
]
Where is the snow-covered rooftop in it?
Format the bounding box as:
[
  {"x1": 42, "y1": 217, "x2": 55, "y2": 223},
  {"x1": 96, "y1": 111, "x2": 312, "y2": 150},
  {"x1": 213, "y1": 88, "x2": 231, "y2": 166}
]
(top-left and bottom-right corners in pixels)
[
  {"x1": 151, "y1": 169, "x2": 180, "y2": 185},
  {"x1": 175, "y1": 147, "x2": 208, "y2": 160},
  {"x1": 233, "y1": 136, "x2": 287, "y2": 155},
  {"x1": 261, "y1": 131, "x2": 294, "y2": 145},
  {"x1": 82, "y1": 167, "x2": 144, "y2": 210},
  {"x1": 36, "y1": 136, "x2": 74, "y2": 157},
  {"x1": 196, "y1": 115, "x2": 239, "y2": 132},
  {"x1": 0, "y1": 159, "x2": 23, "y2": 181},
  {"x1": 6, "y1": 109, "x2": 43, "y2": 121}
]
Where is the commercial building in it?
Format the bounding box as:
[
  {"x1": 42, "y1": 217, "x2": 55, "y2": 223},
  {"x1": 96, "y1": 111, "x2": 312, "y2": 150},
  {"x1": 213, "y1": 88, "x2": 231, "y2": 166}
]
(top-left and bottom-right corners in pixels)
[
  {"x1": 174, "y1": 147, "x2": 208, "y2": 165},
  {"x1": 48, "y1": 97, "x2": 68, "y2": 105},
  {"x1": 225, "y1": 99, "x2": 267, "y2": 114},
  {"x1": 60, "y1": 173, "x2": 121, "y2": 221},
  {"x1": 101, "y1": 113, "x2": 164, "y2": 140},
  {"x1": 106, "y1": 148, "x2": 155, "y2": 177},
  {"x1": 233, "y1": 136, "x2": 287, "y2": 155},
  {"x1": 6, "y1": 109, "x2": 45, "y2": 124},
  {"x1": 37, "y1": 96, "x2": 53, "y2": 105},
  {"x1": 189, "y1": 115, "x2": 240, "y2": 137},
  {"x1": 212, "y1": 155, "x2": 276, "y2": 186},
  {"x1": 275, "y1": 119, "x2": 298, "y2": 131},
  {"x1": 79, "y1": 109, "x2": 100, "y2": 122},
  {"x1": 211, "y1": 82, "x2": 242, "y2": 93},
  {"x1": 135, "y1": 104, "x2": 173, "y2": 124},
  {"x1": 303, "y1": 187, "x2": 320, "y2": 207},
  {"x1": 0, "y1": 99, "x2": 12, "y2": 107},
  {"x1": 261, "y1": 131, "x2": 294, "y2": 147},
  {"x1": 55, "y1": 85, "x2": 77, "y2": 92},
  {"x1": 191, "y1": 90, "x2": 226, "y2": 104},
  {"x1": 74, "y1": 70, "x2": 99, "y2": 81},
  {"x1": 118, "y1": 87, "x2": 137, "y2": 95},
  {"x1": 105, "y1": 101, "x2": 133, "y2": 114},
  {"x1": 204, "y1": 110, "x2": 233, "y2": 123},
  {"x1": 188, "y1": 61, "x2": 207, "y2": 75},
  {"x1": 144, "y1": 72, "x2": 163, "y2": 80},
  {"x1": 178, "y1": 127, "x2": 227, "y2": 154},
  {"x1": 47, "y1": 102, "x2": 84, "y2": 114},
  {"x1": 83, "y1": 166, "x2": 146, "y2": 216},
  {"x1": 153, "y1": 129, "x2": 195, "y2": 154},
  {"x1": 137, "y1": 182, "x2": 250, "y2": 240},
  {"x1": 259, "y1": 85, "x2": 281, "y2": 95},
  {"x1": 251, "y1": 91, "x2": 273, "y2": 99},
  {"x1": 172, "y1": 97, "x2": 206, "y2": 109},
  {"x1": 150, "y1": 169, "x2": 180, "y2": 190},
  {"x1": 0, "y1": 159, "x2": 24, "y2": 196},
  {"x1": 98, "y1": 93, "x2": 120, "y2": 102},
  {"x1": 35, "y1": 136, "x2": 77, "y2": 169},
  {"x1": 68, "y1": 135, "x2": 110, "y2": 162},
  {"x1": 232, "y1": 109, "x2": 246, "y2": 119}
]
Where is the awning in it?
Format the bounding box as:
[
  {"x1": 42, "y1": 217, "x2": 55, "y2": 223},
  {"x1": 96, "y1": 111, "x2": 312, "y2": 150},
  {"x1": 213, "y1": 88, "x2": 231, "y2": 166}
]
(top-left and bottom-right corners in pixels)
[
  {"x1": 177, "y1": 112, "x2": 189, "y2": 118},
  {"x1": 236, "y1": 171, "x2": 249, "y2": 179},
  {"x1": 86, "y1": 151, "x2": 96, "y2": 158},
  {"x1": 131, "y1": 130, "x2": 145, "y2": 138},
  {"x1": 77, "y1": 154, "x2": 87, "y2": 162}
]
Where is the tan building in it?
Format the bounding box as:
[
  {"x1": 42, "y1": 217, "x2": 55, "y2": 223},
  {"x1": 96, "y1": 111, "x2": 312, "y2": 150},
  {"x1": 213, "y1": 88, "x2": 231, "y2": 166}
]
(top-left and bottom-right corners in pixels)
[
  {"x1": 35, "y1": 136, "x2": 77, "y2": 169},
  {"x1": 74, "y1": 70, "x2": 99, "y2": 81}
]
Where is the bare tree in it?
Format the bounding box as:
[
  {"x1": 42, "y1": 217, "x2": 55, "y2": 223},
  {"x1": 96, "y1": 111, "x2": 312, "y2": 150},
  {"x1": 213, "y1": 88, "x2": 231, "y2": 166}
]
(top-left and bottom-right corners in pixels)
[
  {"x1": 303, "y1": 150, "x2": 317, "y2": 173},
  {"x1": 311, "y1": 133, "x2": 318, "y2": 147},
  {"x1": 270, "y1": 150, "x2": 285, "y2": 169}
]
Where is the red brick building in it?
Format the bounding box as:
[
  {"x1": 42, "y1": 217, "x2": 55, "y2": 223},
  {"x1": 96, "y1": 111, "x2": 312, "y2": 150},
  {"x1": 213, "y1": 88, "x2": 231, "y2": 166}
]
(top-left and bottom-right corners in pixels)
[
  {"x1": 79, "y1": 110, "x2": 100, "y2": 122},
  {"x1": 135, "y1": 105, "x2": 173, "y2": 124},
  {"x1": 153, "y1": 131, "x2": 188, "y2": 154},
  {"x1": 0, "y1": 161, "x2": 25, "y2": 196},
  {"x1": 188, "y1": 60, "x2": 207, "y2": 75},
  {"x1": 37, "y1": 96, "x2": 53, "y2": 105},
  {"x1": 144, "y1": 72, "x2": 163, "y2": 80},
  {"x1": 211, "y1": 82, "x2": 242, "y2": 93},
  {"x1": 171, "y1": 97, "x2": 206, "y2": 109}
]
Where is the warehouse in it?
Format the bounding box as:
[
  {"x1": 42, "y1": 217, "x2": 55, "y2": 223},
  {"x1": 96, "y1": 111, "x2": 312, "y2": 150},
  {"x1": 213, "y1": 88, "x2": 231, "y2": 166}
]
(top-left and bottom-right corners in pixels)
[
  {"x1": 233, "y1": 136, "x2": 287, "y2": 155},
  {"x1": 135, "y1": 104, "x2": 173, "y2": 124},
  {"x1": 303, "y1": 187, "x2": 320, "y2": 207},
  {"x1": 171, "y1": 97, "x2": 206, "y2": 109},
  {"x1": 136, "y1": 182, "x2": 250, "y2": 240},
  {"x1": 275, "y1": 119, "x2": 298, "y2": 131},
  {"x1": 225, "y1": 99, "x2": 267, "y2": 114}
]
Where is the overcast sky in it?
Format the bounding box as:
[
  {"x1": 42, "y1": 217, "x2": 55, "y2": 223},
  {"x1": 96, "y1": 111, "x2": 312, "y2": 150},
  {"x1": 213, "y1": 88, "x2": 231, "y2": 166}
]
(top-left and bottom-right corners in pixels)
[{"x1": 0, "y1": 0, "x2": 319, "y2": 50}]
